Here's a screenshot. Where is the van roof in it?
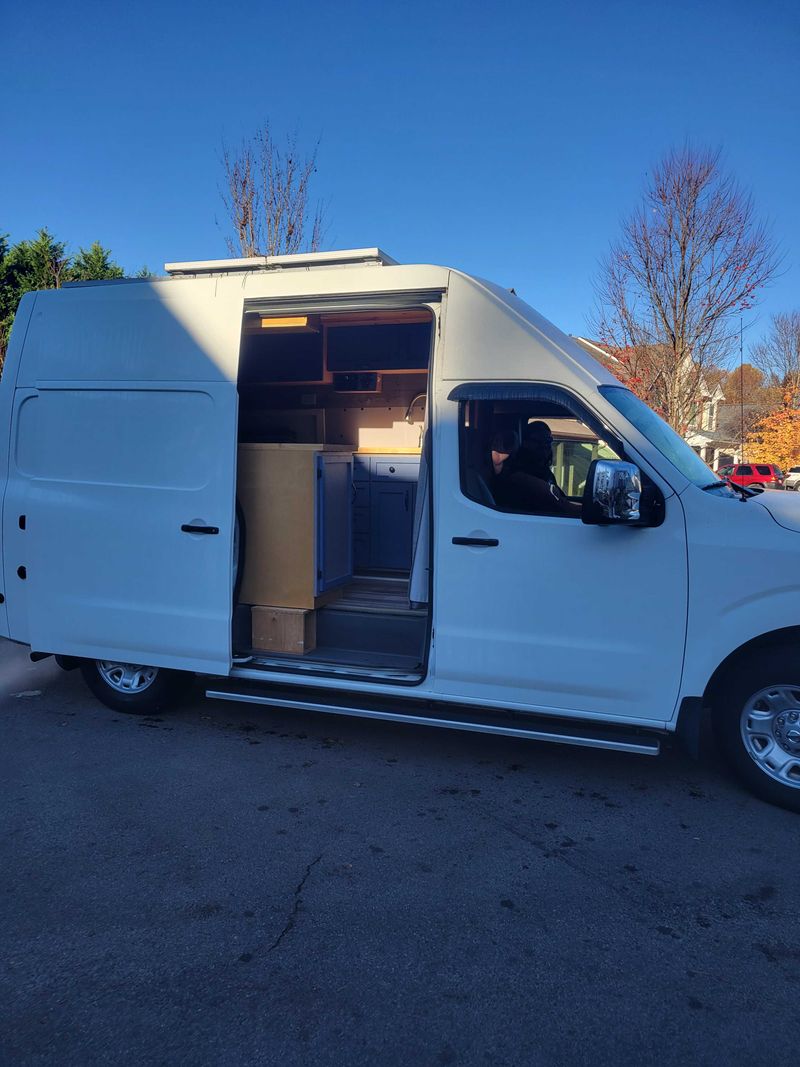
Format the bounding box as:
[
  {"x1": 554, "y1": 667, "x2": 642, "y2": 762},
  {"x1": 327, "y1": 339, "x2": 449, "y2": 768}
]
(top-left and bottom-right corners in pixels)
[
  {"x1": 60, "y1": 248, "x2": 400, "y2": 289},
  {"x1": 164, "y1": 248, "x2": 398, "y2": 276}
]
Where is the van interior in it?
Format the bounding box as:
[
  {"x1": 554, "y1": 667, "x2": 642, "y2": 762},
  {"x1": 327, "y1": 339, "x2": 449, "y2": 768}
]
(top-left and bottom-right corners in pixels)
[{"x1": 233, "y1": 306, "x2": 433, "y2": 680}]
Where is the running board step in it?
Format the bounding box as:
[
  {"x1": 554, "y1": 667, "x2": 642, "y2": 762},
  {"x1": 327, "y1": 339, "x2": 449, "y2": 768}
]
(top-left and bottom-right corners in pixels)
[{"x1": 205, "y1": 684, "x2": 662, "y2": 756}]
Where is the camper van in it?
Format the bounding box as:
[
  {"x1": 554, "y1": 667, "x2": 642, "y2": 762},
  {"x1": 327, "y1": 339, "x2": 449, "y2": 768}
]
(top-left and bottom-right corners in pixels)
[{"x1": 2, "y1": 248, "x2": 800, "y2": 812}]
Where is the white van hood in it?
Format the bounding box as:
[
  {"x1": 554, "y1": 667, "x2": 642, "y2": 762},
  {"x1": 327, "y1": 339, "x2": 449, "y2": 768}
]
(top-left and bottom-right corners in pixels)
[{"x1": 753, "y1": 490, "x2": 800, "y2": 533}]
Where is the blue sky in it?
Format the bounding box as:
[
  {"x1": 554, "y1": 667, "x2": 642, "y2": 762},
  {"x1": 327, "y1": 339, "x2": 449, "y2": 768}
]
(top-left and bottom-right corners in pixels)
[{"x1": 2, "y1": 0, "x2": 798, "y2": 350}]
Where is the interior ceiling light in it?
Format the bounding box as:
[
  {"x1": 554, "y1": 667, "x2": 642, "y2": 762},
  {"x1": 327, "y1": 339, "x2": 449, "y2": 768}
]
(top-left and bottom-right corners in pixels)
[{"x1": 258, "y1": 315, "x2": 321, "y2": 332}]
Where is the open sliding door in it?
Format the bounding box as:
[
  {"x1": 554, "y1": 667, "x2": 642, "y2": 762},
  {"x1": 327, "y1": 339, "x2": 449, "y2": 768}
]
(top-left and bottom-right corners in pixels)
[{"x1": 13, "y1": 279, "x2": 243, "y2": 674}]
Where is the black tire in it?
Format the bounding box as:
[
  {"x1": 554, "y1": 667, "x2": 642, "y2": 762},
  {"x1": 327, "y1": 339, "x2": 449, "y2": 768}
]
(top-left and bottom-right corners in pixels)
[
  {"x1": 79, "y1": 659, "x2": 184, "y2": 715},
  {"x1": 712, "y1": 646, "x2": 800, "y2": 813}
]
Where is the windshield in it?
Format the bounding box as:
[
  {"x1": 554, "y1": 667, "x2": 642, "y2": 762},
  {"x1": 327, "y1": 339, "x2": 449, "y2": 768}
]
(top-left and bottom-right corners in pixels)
[{"x1": 599, "y1": 386, "x2": 719, "y2": 488}]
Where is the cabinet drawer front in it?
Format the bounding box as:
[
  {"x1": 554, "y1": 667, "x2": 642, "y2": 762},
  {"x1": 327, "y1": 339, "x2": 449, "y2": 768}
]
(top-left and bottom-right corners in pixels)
[{"x1": 372, "y1": 459, "x2": 420, "y2": 482}]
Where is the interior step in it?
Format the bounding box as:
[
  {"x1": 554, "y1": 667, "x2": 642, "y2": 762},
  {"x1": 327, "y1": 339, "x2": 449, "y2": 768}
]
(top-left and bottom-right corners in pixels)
[
  {"x1": 205, "y1": 682, "x2": 663, "y2": 756},
  {"x1": 245, "y1": 646, "x2": 421, "y2": 672},
  {"x1": 315, "y1": 608, "x2": 426, "y2": 657}
]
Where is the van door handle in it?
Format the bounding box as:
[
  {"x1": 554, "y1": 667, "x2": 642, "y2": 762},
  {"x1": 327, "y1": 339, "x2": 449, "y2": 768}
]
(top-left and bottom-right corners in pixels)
[
  {"x1": 452, "y1": 536, "x2": 499, "y2": 547},
  {"x1": 181, "y1": 524, "x2": 219, "y2": 535}
]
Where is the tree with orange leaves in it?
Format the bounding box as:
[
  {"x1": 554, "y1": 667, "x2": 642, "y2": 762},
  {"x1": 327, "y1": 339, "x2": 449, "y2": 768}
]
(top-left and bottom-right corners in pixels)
[{"x1": 745, "y1": 401, "x2": 800, "y2": 472}]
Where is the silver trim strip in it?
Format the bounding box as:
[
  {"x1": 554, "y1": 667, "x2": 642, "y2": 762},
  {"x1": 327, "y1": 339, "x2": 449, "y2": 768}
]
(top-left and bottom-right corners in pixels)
[{"x1": 205, "y1": 690, "x2": 661, "y2": 755}]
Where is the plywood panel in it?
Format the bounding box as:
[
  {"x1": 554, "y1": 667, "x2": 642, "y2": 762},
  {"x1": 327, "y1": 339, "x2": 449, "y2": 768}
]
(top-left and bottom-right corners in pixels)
[
  {"x1": 325, "y1": 404, "x2": 424, "y2": 451},
  {"x1": 237, "y1": 445, "x2": 317, "y2": 608}
]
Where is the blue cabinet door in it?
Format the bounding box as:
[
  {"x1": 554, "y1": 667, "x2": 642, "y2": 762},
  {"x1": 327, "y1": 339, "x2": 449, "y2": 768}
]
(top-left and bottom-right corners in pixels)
[
  {"x1": 316, "y1": 454, "x2": 353, "y2": 593},
  {"x1": 351, "y1": 454, "x2": 421, "y2": 572},
  {"x1": 370, "y1": 482, "x2": 414, "y2": 570}
]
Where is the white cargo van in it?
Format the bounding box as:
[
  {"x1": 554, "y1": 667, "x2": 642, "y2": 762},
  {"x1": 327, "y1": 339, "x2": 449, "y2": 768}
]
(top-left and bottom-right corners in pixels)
[{"x1": 2, "y1": 248, "x2": 800, "y2": 811}]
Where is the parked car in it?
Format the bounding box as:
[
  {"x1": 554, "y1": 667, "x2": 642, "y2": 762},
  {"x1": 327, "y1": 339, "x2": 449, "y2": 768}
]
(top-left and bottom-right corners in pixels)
[
  {"x1": 717, "y1": 463, "x2": 784, "y2": 490},
  {"x1": 785, "y1": 466, "x2": 800, "y2": 491}
]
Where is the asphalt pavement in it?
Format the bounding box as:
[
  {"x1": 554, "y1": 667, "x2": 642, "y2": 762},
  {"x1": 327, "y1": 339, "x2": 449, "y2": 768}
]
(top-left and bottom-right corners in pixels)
[{"x1": 1, "y1": 638, "x2": 798, "y2": 1066}]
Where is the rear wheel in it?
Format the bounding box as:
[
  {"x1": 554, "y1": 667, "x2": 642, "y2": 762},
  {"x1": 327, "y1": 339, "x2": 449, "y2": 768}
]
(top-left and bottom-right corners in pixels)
[
  {"x1": 80, "y1": 659, "x2": 185, "y2": 715},
  {"x1": 712, "y1": 647, "x2": 800, "y2": 812}
]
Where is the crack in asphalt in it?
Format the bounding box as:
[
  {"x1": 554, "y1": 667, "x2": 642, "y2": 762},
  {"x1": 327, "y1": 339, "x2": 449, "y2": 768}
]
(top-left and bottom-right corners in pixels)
[{"x1": 266, "y1": 854, "x2": 323, "y2": 954}]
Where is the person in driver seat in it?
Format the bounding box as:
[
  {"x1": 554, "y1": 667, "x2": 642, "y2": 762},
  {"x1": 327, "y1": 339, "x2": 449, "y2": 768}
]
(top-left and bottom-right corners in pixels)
[
  {"x1": 502, "y1": 421, "x2": 581, "y2": 517},
  {"x1": 489, "y1": 429, "x2": 519, "y2": 477}
]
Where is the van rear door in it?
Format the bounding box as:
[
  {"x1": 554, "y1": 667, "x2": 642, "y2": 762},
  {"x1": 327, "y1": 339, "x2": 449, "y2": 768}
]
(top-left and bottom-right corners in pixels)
[{"x1": 10, "y1": 280, "x2": 242, "y2": 674}]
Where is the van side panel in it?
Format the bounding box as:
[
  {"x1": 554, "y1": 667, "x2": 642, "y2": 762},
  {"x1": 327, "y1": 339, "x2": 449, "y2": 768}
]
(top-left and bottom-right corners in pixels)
[
  {"x1": 677, "y1": 486, "x2": 800, "y2": 714},
  {"x1": 8, "y1": 281, "x2": 243, "y2": 673},
  {"x1": 0, "y1": 293, "x2": 36, "y2": 642},
  {"x1": 430, "y1": 274, "x2": 689, "y2": 725},
  {"x1": 15, "y1": 279, "x2": 239, "y2": 386},
  {"x1": 17, "y1": 382, "x2": 238, "y2": 670}
]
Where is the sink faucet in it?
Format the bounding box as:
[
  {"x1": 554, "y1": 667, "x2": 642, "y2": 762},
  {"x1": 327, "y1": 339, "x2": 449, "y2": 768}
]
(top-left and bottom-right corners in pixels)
[{"x1": 404, "y1": 392, "x2": 427, "y2": 424}]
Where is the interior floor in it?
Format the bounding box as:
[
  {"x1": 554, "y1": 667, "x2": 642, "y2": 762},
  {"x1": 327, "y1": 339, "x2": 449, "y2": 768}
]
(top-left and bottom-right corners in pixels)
[{"x1": 327, "y1": 574, "x2": 426, "y2": 616}]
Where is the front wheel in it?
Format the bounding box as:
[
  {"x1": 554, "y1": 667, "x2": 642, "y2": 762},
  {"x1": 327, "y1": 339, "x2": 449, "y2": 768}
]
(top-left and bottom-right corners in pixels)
[
  {"x1": 712, "y1": 648, "x2": 800, "y2": 812},
  {"x1": 80, "y1": 659, "x2": 185, "y2": 715}
]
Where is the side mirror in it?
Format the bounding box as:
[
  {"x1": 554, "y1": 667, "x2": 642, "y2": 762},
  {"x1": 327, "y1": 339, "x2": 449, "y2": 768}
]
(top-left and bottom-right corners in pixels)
[{"x1": 582, "y1": 459, "x2": 642, "y2": 525}]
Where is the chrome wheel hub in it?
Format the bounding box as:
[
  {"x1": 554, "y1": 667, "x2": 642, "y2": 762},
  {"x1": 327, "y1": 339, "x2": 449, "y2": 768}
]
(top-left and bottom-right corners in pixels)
[
  {"x1": 97, "y1": 661, "x2": 158, "y2": 694},
  {"x1": 740, "y1": 685, "x2": 800, "y2": 787}
]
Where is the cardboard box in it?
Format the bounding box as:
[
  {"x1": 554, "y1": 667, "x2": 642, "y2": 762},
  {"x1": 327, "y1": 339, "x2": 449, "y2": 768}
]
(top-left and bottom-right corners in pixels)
[{"x1": 251, "y1": 605, "x2": 316, "y2": 656}]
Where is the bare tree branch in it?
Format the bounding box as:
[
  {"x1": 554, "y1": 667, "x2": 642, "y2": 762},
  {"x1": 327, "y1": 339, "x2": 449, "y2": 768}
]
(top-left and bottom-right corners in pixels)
[
  {"x1": 750, "y1": 311, "x2": 800, "y2": 408},
  {"x1": 220, "y1": 124, "x2": 326, "y2": 258},
  {"x1": 591, "y1": 146, "x2": 781, "y2": 431}
]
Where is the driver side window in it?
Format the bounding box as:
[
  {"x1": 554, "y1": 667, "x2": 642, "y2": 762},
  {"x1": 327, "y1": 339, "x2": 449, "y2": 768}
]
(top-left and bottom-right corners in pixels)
[{"x1": 459, "y1": 390, "x2": 622, "y2": 518}]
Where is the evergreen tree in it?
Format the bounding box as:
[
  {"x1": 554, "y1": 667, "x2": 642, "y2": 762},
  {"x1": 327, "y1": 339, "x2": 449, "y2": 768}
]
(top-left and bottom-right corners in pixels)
[
  {"x1": 0, "y1": 235, "x2": 14, "y2": 371},
  {"x1": 69, "y1": 241, "x2": 124, "y2": 282},
  {"x1": 11, "y1": 228, "x2": 71, "y2": 291}
]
